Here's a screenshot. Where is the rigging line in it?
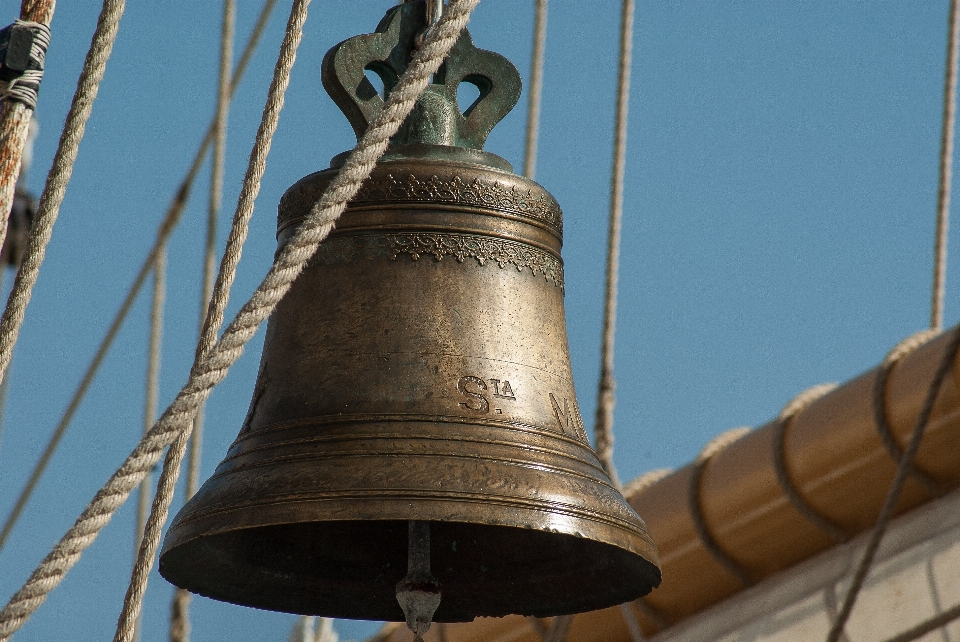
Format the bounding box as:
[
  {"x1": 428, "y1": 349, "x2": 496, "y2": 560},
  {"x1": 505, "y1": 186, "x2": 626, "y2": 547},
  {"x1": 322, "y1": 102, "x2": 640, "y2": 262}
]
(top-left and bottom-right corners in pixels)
[
  {"x1": 522, "y1": 0, "x2": 548, "y2": 179},
  {"x1": 0, "y1": 0, "x2": 56, "y2": 272},
  {"x1": 932, "y1": 0, "x2": 960, "y2": 331},
  {"x1": 0, "y1": 1, "x2": 479, "y2": 637},
  {"x1": 172, "y1": 0, "x2": 235, "y2": 639},
  {"x1": 116, "y1": 0, "x2": 299, "y2": 639},
  {"x1": 133, "y1": 245, "x2": 164, "y2": 642},
  {"x1": 0, "y1": 266, "x2": 7, "y2": 458},
  {"x1": 824, "y1": 325, "x2": 960, "y2": 642},
  {"x1": 0, "y1": 0, "x2": 127, "y2": 389},
  {"x1": 0, "y1": 0, "x2": 277, "y2": 557},
  {"x1": 593, "y1": 0, "x2": 635, "y2": 487}
]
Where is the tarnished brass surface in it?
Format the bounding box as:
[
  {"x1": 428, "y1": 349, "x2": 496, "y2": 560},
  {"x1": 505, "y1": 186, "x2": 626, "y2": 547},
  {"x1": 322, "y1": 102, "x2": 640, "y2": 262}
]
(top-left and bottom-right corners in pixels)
[{"x1": 159, "y1": 0, "x2": 659, "y2": 624}]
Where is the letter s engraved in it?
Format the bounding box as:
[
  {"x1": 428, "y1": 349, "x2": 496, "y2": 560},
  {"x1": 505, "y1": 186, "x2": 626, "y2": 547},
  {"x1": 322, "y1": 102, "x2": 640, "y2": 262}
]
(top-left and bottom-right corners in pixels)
[{"x1": 458, "y1": 376, "x2": 489, "y2": 413}]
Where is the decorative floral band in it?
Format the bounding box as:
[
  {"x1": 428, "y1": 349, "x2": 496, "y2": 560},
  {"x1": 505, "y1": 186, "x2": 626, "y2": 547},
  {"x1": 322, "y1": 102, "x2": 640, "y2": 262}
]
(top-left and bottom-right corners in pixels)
[
  {"x1": 312, "y1": 232, "x2": 564, "y2": 289},
  {"x1": 280, "y1": 172, "x2": 563, "y2": 235}
]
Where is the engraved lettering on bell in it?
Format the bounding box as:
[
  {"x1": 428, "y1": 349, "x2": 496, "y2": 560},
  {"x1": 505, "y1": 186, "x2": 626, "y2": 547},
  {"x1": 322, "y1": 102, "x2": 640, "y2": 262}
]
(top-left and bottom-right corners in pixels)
[
  {"x1": 457, "y1": 376, "x2": 489, "y2": 413},
  {"x1": 159, "y1": 0, "x2": 660, "y2": 626}
]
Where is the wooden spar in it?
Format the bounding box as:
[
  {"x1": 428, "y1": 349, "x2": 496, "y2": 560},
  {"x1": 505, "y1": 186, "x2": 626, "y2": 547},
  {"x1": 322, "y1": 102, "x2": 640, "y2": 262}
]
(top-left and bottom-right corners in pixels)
[
  {"x1": 375, "y1": 327, "x2": 960, "y2": 642},
  {"x1": 0, "y1": 0, "x2": 55, "y2": 253}
]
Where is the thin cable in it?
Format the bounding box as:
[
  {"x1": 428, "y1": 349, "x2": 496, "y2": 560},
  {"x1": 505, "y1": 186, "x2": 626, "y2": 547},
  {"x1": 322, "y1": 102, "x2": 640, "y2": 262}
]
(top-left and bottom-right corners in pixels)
[
  {"x1": 0, "y1": 0, "x2": 277, "y2": 556},
  {"x1": 594, "y1": 0, "x2": 635, "y2": 487},
  {"x1": 825, "y1": 326, "x2": 960, "y2": 642},
  {"x1": 170, "y1": 1, "x2": 234, "y2": 637},
  {"x1": 132, "y1": 246, "x2": 164, "y2": 642},
  {"x1": 932, "y1": 0, "x2": 960, "y2": 331},
  {"x1": 0, "y1": 2, "x2": 478, "y2": 636},
  {"x1": 115, "y1": 1, "x2": 303, "y2": 640},
  {"x1": 0, "y1": 0, "x2": 56, "y2": 266},
  {"x1": 0, "y1": 0, "x2": 127, "y2": 389},
  {"x1": 522, "y1": 0, "x2": 547, "y2": 179}
]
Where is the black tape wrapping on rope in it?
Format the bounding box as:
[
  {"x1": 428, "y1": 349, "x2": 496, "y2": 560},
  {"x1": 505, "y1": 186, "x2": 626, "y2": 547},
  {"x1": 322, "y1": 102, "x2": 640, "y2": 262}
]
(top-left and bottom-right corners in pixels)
[{"x1": 0, "y1": 20, "x2": 50, "y2": 110}]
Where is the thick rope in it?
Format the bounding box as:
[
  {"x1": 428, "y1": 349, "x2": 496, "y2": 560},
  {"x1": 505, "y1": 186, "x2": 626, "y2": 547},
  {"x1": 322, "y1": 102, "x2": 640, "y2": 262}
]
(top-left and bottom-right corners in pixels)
[
  {"x1": 872, "y1": 329, "x2": 945, "y2": 496},
  {"x1": 170, "y1": 1, "x2": 235, "y2": 637},
  {"x1": 0, "y1": 0, "x2": 56, "y2": 272},
  {"x1": 0, "y1": 2, "x2": 486, "y2": 641},
  {"x1": 689, "y1": 427, "x2": 754, "y2": 588},
  {"x1": 932, "y1": 0, "x2": 960, "y2": 331},
  {"x1": 772, "y1": 383, "x2": 848, "y2": 543},
  {"x1": 522, "y1": 0, "x2": 547, "y2": 179},
  {"x1": 132, "y1": 247, "x2": 164, "y2": 642},
  {"x1": 825, "y1": 326, "x2": 960, "y2": 642},
  {"x1": 0, "y1": 0, "x2": 126, "y2": 390},
  {"x1": 622, "y1": 468, "x2": 672, "y2": 499},
  {"x1": 593, "y1": 0, "x2": 635, "y2": 487},
  {"x1": 116, "y1": 1, "x2": 301, "y2": 640},
  {"x1": 0, "y1": 0, "x2": 277, "y2": 556}
]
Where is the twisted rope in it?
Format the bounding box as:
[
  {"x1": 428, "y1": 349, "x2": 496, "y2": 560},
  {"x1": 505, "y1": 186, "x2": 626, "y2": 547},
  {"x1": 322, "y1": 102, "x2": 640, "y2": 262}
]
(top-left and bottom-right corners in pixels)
[
  {"x1": 772, "y1": 383, "x2": 848, "y2": 543},
  {"x1": 688, "y1": 427, "x2": 754, "y2": 587},
  {"x1": 170, "y1": 1, "x2": 235, "y2": 637},
  {"x1": 132, "y1": 246, "x2": 165, "y2": 642},
  {"x1": 0, "y1": 1, "x2": 480, "y2": 638},
  {"x1": 825, "y1": 326, "x2": 960, "y2": 642},
  {"x1": 0, "y1": 0, "x2": 56, "y2": 277},
  {"x1": 0, "y1": 0, "x2": 126, "y2": 390},
  {"x1": 522, "y1": 0, "x2": 547, "y2": 179},
  {"x1": 593, "y1": 0, "x2": 636, "y2": 488},
  {"x1": 0, "y1": 0, "x2": 277, "y2": 556},
  {"x1": 116, "y1": 1, "x2": 301, "y2": 640},
  {"x1": 622, "y1": 468, "x2": 673, "y2": 499},
  {"x1": 871, "y1": 329, "x2": 945, "y2": 496},
  {"x1": 932, "y1": 0, "x2": 960, "y2": 331}
]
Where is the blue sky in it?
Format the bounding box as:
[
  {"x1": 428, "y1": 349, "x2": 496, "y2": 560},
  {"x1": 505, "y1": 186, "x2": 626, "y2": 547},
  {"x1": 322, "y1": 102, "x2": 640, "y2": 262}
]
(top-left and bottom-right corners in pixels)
[{"x1": 0, "y1": 1, "x2": 954, "y2": 640}]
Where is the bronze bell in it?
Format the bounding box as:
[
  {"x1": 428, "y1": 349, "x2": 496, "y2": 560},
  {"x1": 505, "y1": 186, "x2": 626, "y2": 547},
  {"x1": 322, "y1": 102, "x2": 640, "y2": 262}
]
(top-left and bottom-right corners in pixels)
[{"x1": 159, "y1": 1, "x2": 660, "y2": 625}]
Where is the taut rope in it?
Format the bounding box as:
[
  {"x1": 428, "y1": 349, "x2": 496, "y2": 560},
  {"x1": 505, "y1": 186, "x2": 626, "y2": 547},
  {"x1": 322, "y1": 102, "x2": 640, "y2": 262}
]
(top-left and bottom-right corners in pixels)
[
  {"x1": 0, "y1": 0, "x2": 277, "y2": 556},
  {"x1": 0, "y1": 0, "x2": 126, "y2": 388},
  {"x1": 593, "y1": 0, "x2": 635, "y2": 487},
  {"x1": 0, "y1": 0, "x2": 481, "y2": 638},
  {"x1": 170, "y1": 2, "x2": 235, "y2": 639},
  {"x1": 522, "y1": 0, "x2": 548, "y2": 179}
]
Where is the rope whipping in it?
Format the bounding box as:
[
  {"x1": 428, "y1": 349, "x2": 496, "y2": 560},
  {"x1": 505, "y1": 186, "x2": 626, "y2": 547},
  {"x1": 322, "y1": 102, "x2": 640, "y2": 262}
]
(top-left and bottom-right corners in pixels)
[
  {"x1": 0, "y1": 0, "x2": 278, "y2": 556},
  {"x1": 688, "y1": 427, "x2": 754, "y2": 588},
  {"x1": 594, "y1": 0, "x2": 635, "y2": 487},
  {"x1": 772, "y1": 383, "x2": 848, "y2": 543},
  {"x1": 132, "y1": 246, "x2": 165, "y2": 642},
  {"x1": 0, "y1": 0, "x2": 56, "y2": 271},
  {"x1": 0, "y1": 20, "x2": 50, "y2": 110},
  {"x1": 825, "y1": 325, "x2": 960, "y2": 642},
  {"x1": 100, "y1": 3, "x2": 482, "y2": 641},
  {"x1": 115, "y1": 1, "x2": 299, "y2": 639},
  {"x1": 872, "y1": 329, "x2": 945, "y2": 496},
  {"x1": 0, "y1": 0, "x2": 126, "y2": 391},
  {"x1": 170, "y1": 1, "x2": 235, "y2": 637},
  {"x1": 932, "y1": 0, "x2": 960, "y2": 331},
  {"x1": 522, "y1": 0, "x2": 547, "y2": 179}
]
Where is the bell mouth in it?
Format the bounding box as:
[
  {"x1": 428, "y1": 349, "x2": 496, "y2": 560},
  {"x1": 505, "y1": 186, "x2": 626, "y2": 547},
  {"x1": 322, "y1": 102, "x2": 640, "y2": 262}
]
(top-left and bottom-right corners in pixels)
[{"x1": 159, "y1": 518, "x2": 661, "y2": 622}]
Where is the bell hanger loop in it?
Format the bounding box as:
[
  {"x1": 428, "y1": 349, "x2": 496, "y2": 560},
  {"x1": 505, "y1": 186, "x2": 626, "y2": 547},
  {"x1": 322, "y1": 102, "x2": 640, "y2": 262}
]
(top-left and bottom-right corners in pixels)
[{"x1": 402, "y1": 0, "x2": 444, "y2": 48}]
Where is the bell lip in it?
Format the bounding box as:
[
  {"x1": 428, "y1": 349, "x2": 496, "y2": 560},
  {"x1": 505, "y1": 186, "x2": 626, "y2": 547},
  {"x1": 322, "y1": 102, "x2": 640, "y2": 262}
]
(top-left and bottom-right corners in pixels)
[
  {"x1": 160, "y1": 494, "x2": 660, "y2": 570},
  {"x1": 158, "y1": 516, "x2": 661, "y2": 621}
]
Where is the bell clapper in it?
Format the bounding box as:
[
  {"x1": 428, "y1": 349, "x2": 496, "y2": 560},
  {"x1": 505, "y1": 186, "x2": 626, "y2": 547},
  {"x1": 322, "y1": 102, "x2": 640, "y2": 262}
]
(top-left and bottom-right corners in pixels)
[{"x1": 396, "y1": 520, "x2": 442, "y2": 642}]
